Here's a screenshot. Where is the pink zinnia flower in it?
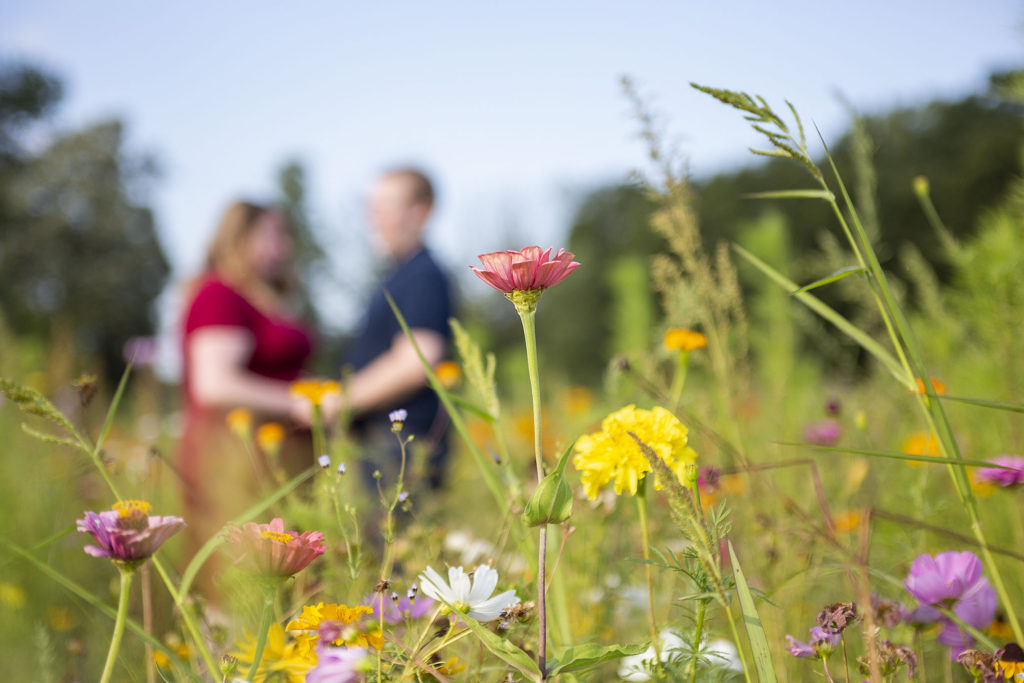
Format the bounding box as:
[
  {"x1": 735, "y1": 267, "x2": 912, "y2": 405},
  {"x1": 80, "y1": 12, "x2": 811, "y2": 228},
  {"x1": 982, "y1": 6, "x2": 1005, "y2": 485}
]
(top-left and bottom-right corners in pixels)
[
  {"x1": 77, "y1": 500, "x2": 185, "y2": 566},
  {"x1": 470, "y1": 246, "x2": 580, "y2": 294},
  {"x1": 223, "y1": 517, "x2": 326, "y2": 577},
  {"x1": 975, "y1": 455, "x2": 1024, "y2": 488}
]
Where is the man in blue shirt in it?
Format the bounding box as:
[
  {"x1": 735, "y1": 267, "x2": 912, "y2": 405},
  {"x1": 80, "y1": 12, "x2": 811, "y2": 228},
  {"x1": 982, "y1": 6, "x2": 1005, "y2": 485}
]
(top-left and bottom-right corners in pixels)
[{"x1": 343, "y1": 167, "x2": 453, "y2": 490}]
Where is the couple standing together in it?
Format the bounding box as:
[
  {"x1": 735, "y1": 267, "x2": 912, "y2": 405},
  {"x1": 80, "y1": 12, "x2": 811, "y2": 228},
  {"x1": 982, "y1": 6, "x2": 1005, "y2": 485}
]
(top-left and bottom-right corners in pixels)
[{"x1": 178, "y1": 167, "x2": 451, "y2": 551}]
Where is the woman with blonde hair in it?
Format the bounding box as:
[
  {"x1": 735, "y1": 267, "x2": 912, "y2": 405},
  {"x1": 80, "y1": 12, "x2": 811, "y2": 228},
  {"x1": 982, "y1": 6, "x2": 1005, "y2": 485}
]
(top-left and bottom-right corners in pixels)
[{"x1": 178, "y1": 200, "x2": 325, "y2": 595}]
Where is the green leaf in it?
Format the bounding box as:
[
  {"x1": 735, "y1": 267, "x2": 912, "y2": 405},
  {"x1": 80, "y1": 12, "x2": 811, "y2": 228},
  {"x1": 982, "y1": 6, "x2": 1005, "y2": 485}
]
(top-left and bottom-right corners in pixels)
[
  {"x1": 791, "y1": 266, "x2": 867, "y2": 295},
  {"x1": 742, "y1": 189, "x2": 834, "y2": 201},
  {"x1": 733, "y1": 244, "x2": 907, "y2": 385},
  {"x1": 727, "y1": 540, "x2": 777, "y2": 682},
  {"x1": 546, "y1": 641, "x2": 649, "y2": 676},
  {"x1": 522, "y1": 440, "x2": 575, "y2": 527},
  {"x1": 447, "y1": 392, "x2": 498, "y2": 422},
  {"x1": 456, "y1": 615, "x2": 541, "y2": 679}
]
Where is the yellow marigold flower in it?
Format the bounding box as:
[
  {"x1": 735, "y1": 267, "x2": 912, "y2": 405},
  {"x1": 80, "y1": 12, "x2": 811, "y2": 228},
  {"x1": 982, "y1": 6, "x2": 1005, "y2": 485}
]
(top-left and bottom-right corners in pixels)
[
  {"x1": 48, "y1": 605, "x2": 77, "y2": 631},
  {"x1": 914, "y1": 377, "x2": 946, "y2": 395},
  {"x1": 256, "y1": 422, "x2": 285, "y2": 453},
  {"x1": 231, "y1": 622, "x2": 315, "y2": 683},
  {"x1": 0, "y1": 582, "x2": 26, "y2": 609},
  {"x1": 573, "y1": 405, "x2": 697, "y2": 500},
  {"x1": 290, "y1": 379, "x2": 342, "y2": 406},
  {"x1": 286, "y1": 603, "x2": 382, "y2": 655},
  {"x1": 902, "y1": 431, "x2": 940, "y2": 466},
  {"x1": 434, "y1": 360, "x2": 461, "y2": 389},
  {"x1": 833, "y1": 509, "x2": 861, "y2": 535},
  {"x1": 226, "y1": 408, "x2": 253, "y2": 438},
  {"x1": 663, "y1": 328, "x2": 707, "y2": 352},
  {"x1": 153, "y1": 638, "x2": 191, "y2": 669}
]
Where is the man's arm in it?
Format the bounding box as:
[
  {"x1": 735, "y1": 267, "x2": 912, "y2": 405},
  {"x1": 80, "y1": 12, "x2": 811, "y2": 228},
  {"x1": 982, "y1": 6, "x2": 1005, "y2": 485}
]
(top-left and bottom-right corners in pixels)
[{"x1": 343, "y1": 328, "x2": 445, "y2": 413}]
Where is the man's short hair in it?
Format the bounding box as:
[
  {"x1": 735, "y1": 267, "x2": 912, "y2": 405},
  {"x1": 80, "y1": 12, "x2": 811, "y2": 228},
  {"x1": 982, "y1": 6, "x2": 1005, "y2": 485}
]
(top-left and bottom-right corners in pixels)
[{"x1": 385, "y1": 167, "x2": 435, "y2": 207}]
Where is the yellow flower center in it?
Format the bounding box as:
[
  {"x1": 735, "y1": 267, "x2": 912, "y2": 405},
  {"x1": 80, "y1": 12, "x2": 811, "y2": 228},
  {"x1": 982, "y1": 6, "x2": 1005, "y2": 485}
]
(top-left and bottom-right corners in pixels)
[
  {"x1": 260, "y1": 530, "x2": 295, "y2": 543},
  {"x1": 113, "y1": 500, "x2": 152, "y2": 517}
]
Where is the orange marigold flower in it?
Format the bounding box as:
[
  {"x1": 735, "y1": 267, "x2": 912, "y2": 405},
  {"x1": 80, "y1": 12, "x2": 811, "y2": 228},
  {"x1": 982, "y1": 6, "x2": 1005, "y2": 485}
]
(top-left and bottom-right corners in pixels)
[
  {"x1": 434, "y1": 360, "x2": 461, "y2": 389},
  {"x1": 914, "y1": 377, "x2": 946, "y2": 395},
  {"x1": 902, "y1": 431, "x2": 941, "y2": 467},
  {"x1": 226, "y1": 408, "x2": 253, "y2": 438},
  {"x1": 290, "y1": 379, "x2": 342, "y2": 406},
  {"x1": 663, "y1": 328, "x2": 707, "y2": 352},
  {"x1": 256, "y1": 422, "x2": 285, "y2": 453}
]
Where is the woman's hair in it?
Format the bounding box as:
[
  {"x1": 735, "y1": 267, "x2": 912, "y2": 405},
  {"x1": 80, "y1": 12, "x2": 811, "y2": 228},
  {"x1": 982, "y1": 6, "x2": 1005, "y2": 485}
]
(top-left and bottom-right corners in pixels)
[{"x1": 190, "y1": 200, "x2": 295, "y2": 312}]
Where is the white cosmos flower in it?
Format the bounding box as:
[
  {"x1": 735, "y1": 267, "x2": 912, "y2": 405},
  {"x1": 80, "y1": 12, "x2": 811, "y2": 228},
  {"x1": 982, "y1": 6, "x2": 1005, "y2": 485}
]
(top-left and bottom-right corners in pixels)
[{"x1": 418, "y1": 564, "x2": 519, "y2": 622}]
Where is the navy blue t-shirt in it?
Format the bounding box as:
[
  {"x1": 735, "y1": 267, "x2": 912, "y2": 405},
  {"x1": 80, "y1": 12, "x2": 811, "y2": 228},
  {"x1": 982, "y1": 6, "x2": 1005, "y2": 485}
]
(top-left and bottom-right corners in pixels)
[{"x1": 347, "y1": 248, "x2": 452, "y2": 435}]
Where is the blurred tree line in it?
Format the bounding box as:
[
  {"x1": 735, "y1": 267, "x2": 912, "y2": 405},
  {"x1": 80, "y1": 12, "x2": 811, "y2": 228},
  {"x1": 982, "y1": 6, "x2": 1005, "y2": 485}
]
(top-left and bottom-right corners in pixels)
[{"x1": 530, "y1": 72, "x2": 1024, "y2": 384}]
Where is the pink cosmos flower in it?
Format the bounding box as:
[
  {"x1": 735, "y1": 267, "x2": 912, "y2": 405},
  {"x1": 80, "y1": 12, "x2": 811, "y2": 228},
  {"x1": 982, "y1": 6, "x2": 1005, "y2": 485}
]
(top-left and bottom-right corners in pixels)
[
  {"x1": 904, "y1": 550, "x2": 997, "y2": 658},
  {"x1": 77, "y1": 500, "x2": 185, "y2": 566},
  {"x1": 307, "y1": 645, "x2": 369, "y2": 683},
  {"x1": 470, "y1": 246, "x2": 580, "y2": 294},
  {"x1": 223, "y1": 517, "x2": 326, "y2": 577},
  {"x1": 975, "y1": 455, "x2": 1024, "y2": 488},
  {"x1": 365, "y1": 591, "x2": 436, "y2": 624},
  {"x1": 803, "y1": 419, "x2": 842, "y2": 447},
  {"x1": 785, "y1": 625, "x2": 840, "y2": 658}
]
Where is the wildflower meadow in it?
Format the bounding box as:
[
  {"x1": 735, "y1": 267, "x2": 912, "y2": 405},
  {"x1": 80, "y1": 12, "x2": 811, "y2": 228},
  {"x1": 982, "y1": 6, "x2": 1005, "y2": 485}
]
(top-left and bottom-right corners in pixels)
[{"x1": 3, "y1": 76, "x2": 1024, "y2": 683}]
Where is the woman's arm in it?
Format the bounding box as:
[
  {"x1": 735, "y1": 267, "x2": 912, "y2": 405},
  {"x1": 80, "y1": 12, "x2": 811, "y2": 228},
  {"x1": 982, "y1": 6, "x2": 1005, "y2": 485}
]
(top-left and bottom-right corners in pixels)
[
  {"x1": 188, "y1": 326, "x2": 310, "y2": 422},
  {"x1": 343, "y1": 328, "x2": 445, "y2": 413}
]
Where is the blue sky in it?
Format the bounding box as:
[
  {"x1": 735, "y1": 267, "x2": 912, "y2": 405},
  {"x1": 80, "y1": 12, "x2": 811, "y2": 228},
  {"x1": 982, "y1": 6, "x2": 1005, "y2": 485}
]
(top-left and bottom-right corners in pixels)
[{"x1": 1, "y1": 1, "x2": 1021, "y2": 336}]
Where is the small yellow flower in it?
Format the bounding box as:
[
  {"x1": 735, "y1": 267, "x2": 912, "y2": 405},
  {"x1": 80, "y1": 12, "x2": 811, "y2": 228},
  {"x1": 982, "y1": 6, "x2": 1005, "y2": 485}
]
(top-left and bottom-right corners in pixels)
[
  {"x1": 0, "y1": 582, "x2": 26, "y2": 609},
  {"x1": 902, "y1": 431, "x2": 940, "y2": 466},
  {"x1": 565, "y1": 386, "x2": 593, "y2": 416},
  {"x1": 231, "y1": 622, "x2": 316, "y2": 683},
  {"x1": 290, "y1": 379, "x2": 342, "y2": 406},
  {"x1": 226, "y1": 408, "x2": 253, "y2": 438},
  {"x1": 285, "y1": 603, "x2": 382, "y2": 655},
  {"x1": 437, "y1": 656, "x2": 467, "y2": 675},
  {"x1": 573, "y1": 405, "x2": 698, "y2": 500},
  {"x1": 663, "y1": 328, "x2": 707, "y2": 352},
  {"x1": 153, "y1": 637, "x2": 191, "y2": 669},
  {"x1": 434, "y1": 361, "x2": 461, "y2": 389},
  {"x1": 256, "y1": 422, "x2": 285, "y2": 453},
  {"x1": 48, "y1": 605, "x2": 77, "y2": 631},
  {"x1": 833, "y1": 509, "x2": 861, "y2": 535}
]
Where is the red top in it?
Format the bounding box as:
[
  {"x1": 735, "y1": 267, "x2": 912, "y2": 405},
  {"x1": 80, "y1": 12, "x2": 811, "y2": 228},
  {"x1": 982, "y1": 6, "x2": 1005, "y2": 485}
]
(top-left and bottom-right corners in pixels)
[{"x1": 182, "y1": 276, "x2": 313, "y2": 410}]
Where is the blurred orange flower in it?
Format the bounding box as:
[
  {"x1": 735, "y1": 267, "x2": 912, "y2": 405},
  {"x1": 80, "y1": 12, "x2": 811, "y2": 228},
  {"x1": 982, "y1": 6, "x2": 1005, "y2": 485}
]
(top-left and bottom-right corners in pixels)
[
  {"x1": 664, "y1": 328, "x2": 707, "y2": 352},
  {"x1": 902, "y1": 431, "x2": 940, "y2": 467},
  {"x1": 290, "y1": 379, "x2": 341, "y2": 406},
  {"x1": 914, "y1": 377, "x2": 946, "y2": 395},
  {"x1": 226, "y1": 408, "x2": 253, "y2": 438},
  {"x1": 256, "y1": 422, "x2": 285, "y2": 453},
  {"x1": 434, "y1": 360, "x2": 461, "y2": 389}
]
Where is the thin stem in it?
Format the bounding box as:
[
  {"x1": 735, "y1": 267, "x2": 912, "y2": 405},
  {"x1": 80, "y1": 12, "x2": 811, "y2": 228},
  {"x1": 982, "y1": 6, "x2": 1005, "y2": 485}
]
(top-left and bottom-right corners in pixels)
[
  {"x1": 312, "y1": 404, "x2": 327, "y2": 465},
  {"x1": 517, "y1": 303, "x2": 548, "y2": 679},
  {"x1": 688, "y1": 598, "x2": 707, "y2": 683},
  {"x1": 99, "y1": 566, "x2": 135, "y2": 683},
  {"x1": 246, "y1": 586, "x2": 277, "y2": 681},
  {"x1": 841, "y1": 635, "x2": 851, "y2": 683},
  {"x1": 821, "y1": 656, "x2": 836, "y2": 683},
  {"x1": 722, "y1": 604, "x2": 753, "y2": 683},
  {"x1": 401, "y1": 605, "x2": 446, "y2": 678},
  {"x1": 636, "y1": 480, "x2": 661, "y2": 669},
  {"x1": 150, "y1": 557, "x2": 221, "y2": 677},
  {"x1": 669, "y1": 350, "x2": 690, "y2": 412}
]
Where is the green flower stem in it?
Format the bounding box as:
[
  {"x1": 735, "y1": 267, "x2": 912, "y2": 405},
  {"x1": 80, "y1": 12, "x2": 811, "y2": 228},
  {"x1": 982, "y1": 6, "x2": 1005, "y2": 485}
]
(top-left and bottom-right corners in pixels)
[
  {"x1": 688, "y1": 598, "x2": 707, "y2": 683},
  {"x1": 99, "y1": 565, "x2": 135, "y2": 683},
  {"x1": 669, "y1": 350, "x2": 690, "y2": 412},
  {"x1": 515, "y1": 301, "x2": 548, "y2": 679},
  {"x1": 401, "y1": 605, "x2": 447, "y2": 679},
  {"x1": 636, "y1": 480, "x2": 661, "y2": 670},
  {"x1": 246, "y1": 584, "x2": 278, "y2": 681},
  {"x1": 150, "y1": 556, "x2": 221, "y2": 677},
  {"x1": 312, "y1": 404, "x2": 327, "y2": 464}
]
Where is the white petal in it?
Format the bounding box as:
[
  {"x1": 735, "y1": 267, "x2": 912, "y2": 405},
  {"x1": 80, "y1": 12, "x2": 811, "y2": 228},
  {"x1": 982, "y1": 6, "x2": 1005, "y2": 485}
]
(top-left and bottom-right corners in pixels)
[
  {"x1": 468, "y1": 564, "x2": 499, "y2": 605},
  {"x1": 467, "y1": 589, "x2": 518, "y2": 621},
  {"x1": 418, "y1": 566, "x2": 452, "y2": 603},
  {"x1": 448, "y1": 566, "x2": 471, "y2": 602}
]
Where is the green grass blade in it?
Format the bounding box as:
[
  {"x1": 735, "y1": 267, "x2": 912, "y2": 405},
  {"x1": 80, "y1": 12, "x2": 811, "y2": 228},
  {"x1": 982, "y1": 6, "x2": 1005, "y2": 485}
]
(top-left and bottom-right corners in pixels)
[
  {"x1": 178, "y1": 465, "x2": 316, "y2": 598},
  {"x1": 941, "y1": 395, "x2": 1024, "y2": 414},
  {"x1": 5, "y1": 542, "x2": 200, "y2": 682},
  {"x1": 779, "y1": 442, "x2": 1011, "y2": 468},
  {"x1": 733, "y1": 244, "x2": 906, "y2": 383},
  {"x1": 791, "y1": 266, "x2": 867, "y2": 295},
  {"x1": 384, "y1": 290, "x2": 508, "y2": 514},
  {"x1": 727, "y1": 540, "x2": 777, "y2": 682},
  {"x1": 742, "y1": 189, "x2": 834, "y2": 201}
]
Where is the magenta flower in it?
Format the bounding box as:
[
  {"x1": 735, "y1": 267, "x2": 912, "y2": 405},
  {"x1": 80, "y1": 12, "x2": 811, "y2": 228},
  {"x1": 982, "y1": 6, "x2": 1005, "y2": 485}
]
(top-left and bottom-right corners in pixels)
[
  {"x1": 470, "y1": 246, "x2": 580, "y2": 294},
  {"x1": 785, "y1": 625, "x2": 840, "y2": 658},
  {"x1": 975, "y1": 455, "x2": 1024, "y2": 488},
  {"x1": 365, "y1": 591, "x2": 435, "y2": 624},
  {"x1": 904, "y1": 551, "x2": 997, "y2": 657},
  {"x1": 77, "y1": 500, "x2": 185, "y2": 566},
  {"x1": 223, "y1": 517, "x2": 326, "y2": 577},
  {"x1": 306, "y1": 645, "x2": 369, "y2": 683},
  {"x1": 803, "y1": 419, "x2": 842, "y2": 447}
]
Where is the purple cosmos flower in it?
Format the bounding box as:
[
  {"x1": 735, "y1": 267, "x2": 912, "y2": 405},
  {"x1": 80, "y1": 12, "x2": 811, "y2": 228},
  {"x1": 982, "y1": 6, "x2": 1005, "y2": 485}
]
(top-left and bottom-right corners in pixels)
[
  {"x1": 975, "y1": 455, "x2": 1024, "y2": 488},
  {"x1": 306, "y1": 645, "x2": 369, "y2": 683},
  {"x1": 803, "y1": 419, "x2": 842, "y2": 447},
  {"x1": 904, "y1": 551, "x2": 997, "y2": 658},
  {"x1": 785, "y1": 626, "x2": 840, "y2": 658},
  {"x1": 77, "y1": 500, "x2": 185, "y2": 566},
  {"x1": 364, "y1": 591, "x2": 435, "y2": 624}
]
